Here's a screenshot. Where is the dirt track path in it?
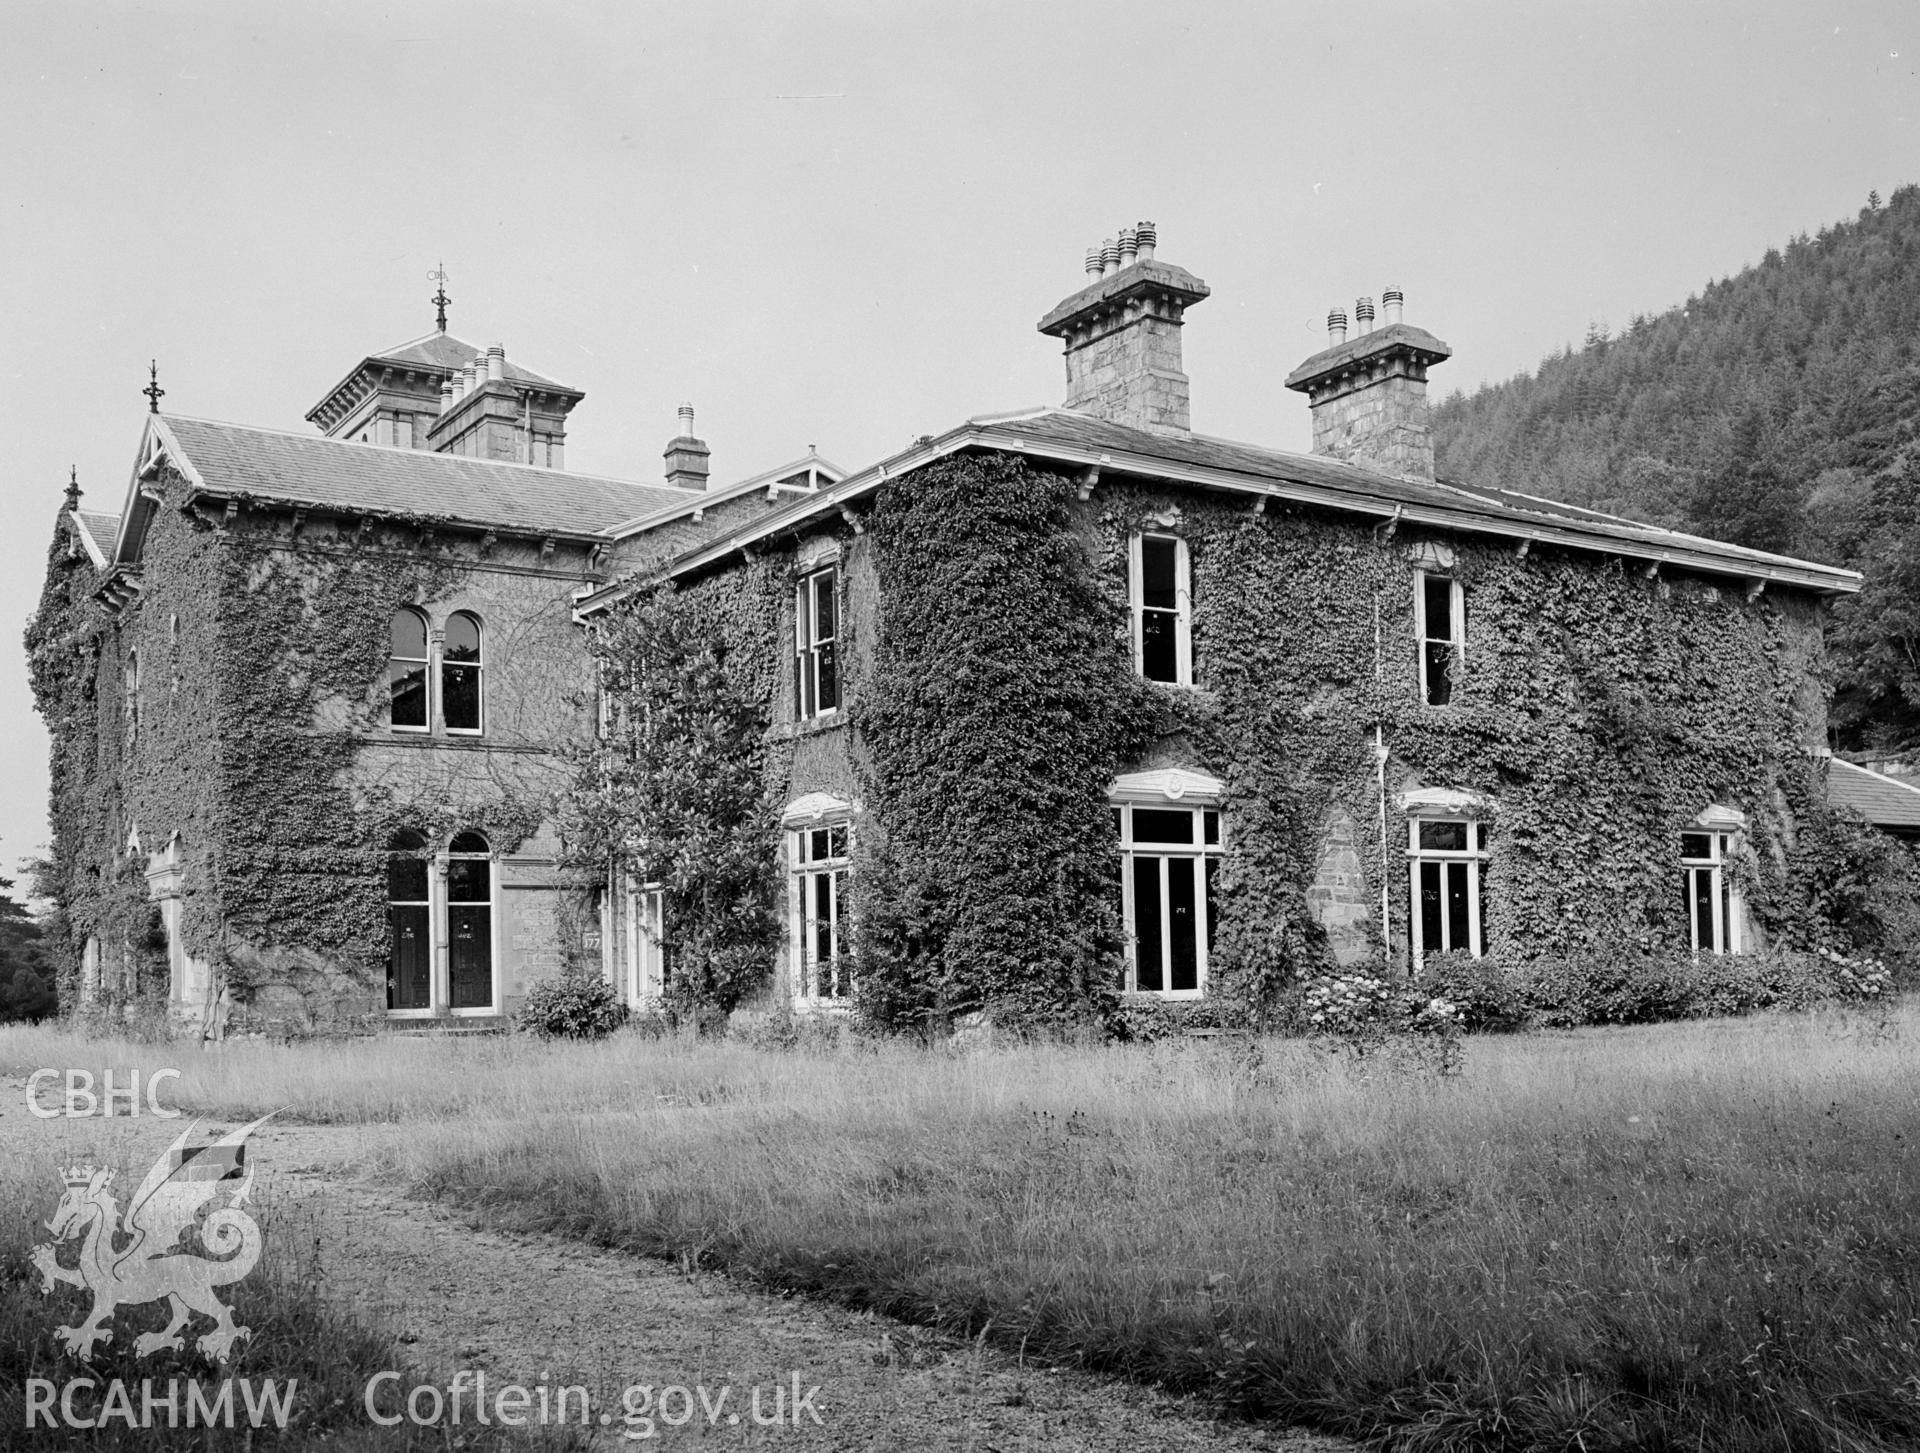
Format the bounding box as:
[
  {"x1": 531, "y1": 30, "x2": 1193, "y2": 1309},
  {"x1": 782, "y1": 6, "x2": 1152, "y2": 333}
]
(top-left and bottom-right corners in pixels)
[{"x1": 6, "y1": 1087, "x2": 1353, "y2": 1451}]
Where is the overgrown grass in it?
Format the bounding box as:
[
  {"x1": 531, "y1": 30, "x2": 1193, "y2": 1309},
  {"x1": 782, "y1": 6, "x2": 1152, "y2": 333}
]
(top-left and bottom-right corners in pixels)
[
  {"x1": 0, "y1": 1129, "x2": 584, "y2": 1448},
  {"x1": 8, "y1": 1006, "x2": 1919, "y2": 1449}
]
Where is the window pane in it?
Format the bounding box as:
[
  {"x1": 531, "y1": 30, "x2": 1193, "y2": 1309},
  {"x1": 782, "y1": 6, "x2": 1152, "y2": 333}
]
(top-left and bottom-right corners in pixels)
[
  {"x1": 1113, "y1": 807, "x2": 1124, "y2": 840},
  {"x1": 1680, "y1": 833, "x2": 1712, "y2": 861},
  {"x1": 1692, "y1": 868, "x2": 1716, "y2": 952},
  {"x1": 447, "y1": 857, "x2": 489, "y2": 903},
  {"x1": 449, "y1": 830, "x2": 490, "y2": 854},
  {"x1": 1418, "y1": 820, "x2": 1468, "y2": 851},
  {"x1": 816, "y1": 641, "x2": 839, "y2": 711},
  {"x1": 1419, "y1": 861, "x2": 1443, "y2": 953},
  {"x1": 387, "y1": 856, "x2": 429, "y2": 902},
  {"x1": 445, "y1": 612, "x2": 481, "y2": 662},
  {"x1": 390, "y1": 664, "x2": 427, "y2": 728},
  {"x1": 443, "y1": 663, "x2": 480, "y2": 730},
  {"x1": 1446, "y1": 862, "x2": 1471, "y2": 954},
  {"x1": 828, "y1": 825, "x2": 848, "y2": 858},
  {"x1": 1203, "y1": 811, "x2": 1220, "y2": 846},
  {"x1": 1133, "y1": 860, "x2": 1164, "y2": 992},
  {"x1": 1132, "y1": 809, "x2": 1194, "y2": 845},
  {"x1": 1141, "y1": 537, "x2": 1178, "y2": 610},
  {"x1": 812, "y1": 572, "x2": 836, "y2": 644},
  {"x1": 1168, "y1": 857, "x2": 1199, "y2": 992},
  {"x1": 1423, "y1": 641, "x2": 1454, "y2": 706},
  {"x1": 809, "y1": 828, "x2": 829, "y2": 862},
  {"x1": 390, "y1": 609, "x2": 427, "y2": 657},
  {"x1": 1423, "y1": 577, "x2": 1453, "y2": 641},
  {"x1": 1141, "y1": 610, "x2": 1179, "y2": 682}
]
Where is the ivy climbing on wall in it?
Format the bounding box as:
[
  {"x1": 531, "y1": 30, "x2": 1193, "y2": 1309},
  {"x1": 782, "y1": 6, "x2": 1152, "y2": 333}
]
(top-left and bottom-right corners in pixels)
[
  {"x1": 854, "y1": 452, "x2": 1160, "y2": 1031},
  {"x1": 559, "y1": 565, "x2": 788, "y2": 1021}
]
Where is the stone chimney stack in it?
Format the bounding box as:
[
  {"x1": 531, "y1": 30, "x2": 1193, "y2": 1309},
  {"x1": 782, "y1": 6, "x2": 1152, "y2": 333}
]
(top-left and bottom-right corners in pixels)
[
  {"x1": 1283, "y1": 288, "x2": 1452, "y2": 481},
  {"x1": 664, "y1": 403, "x2": 711, "y2": 491},
  {"x1": 1037, "y1": 222, "x2": 1210, "y2": 436}
]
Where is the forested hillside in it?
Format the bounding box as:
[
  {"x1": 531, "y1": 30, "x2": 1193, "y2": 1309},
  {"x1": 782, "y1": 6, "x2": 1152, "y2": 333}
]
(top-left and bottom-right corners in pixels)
[{"x1": 1432, "y1": 185, "x2": 1920, "y2": 753}]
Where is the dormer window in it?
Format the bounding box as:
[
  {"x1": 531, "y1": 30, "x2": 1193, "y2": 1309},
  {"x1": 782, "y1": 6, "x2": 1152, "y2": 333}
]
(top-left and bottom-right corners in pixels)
[{"x1": 1131, "y1": 533, "x2": 1192, "y2": 685}]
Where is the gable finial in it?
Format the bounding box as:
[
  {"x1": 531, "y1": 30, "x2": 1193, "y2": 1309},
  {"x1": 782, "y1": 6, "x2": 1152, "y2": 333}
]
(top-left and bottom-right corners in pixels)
[
  {"x1": 142, "y1": 360, "x2": 165, "y2": 414},
  {"x1": 429, "y1": 262, "x2": 452, "y2": 333},
  {"x1": 64, "y1": 466, "x2": 81, "y2": 510}
]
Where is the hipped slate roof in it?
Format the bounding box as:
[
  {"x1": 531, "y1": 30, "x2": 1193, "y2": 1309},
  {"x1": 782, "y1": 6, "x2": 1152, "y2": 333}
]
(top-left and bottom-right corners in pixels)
[
  {"x1": 643, "y1": 406, "x2": 1863, "y2": 598},
  {"x1": 1828, "y1": 758, "x2": 1920, "y2": 831},
  {"x1": 151, "y1": 415, "x2": 689, "y2": 539},
  {"x1": 362, "y1": 330, "x2": 578, "y2": 395}
]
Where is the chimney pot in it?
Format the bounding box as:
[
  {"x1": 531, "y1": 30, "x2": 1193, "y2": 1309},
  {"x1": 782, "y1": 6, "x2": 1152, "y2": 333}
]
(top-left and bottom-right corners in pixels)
[
  {"x1": 1037, "y1": 224, "x2": 1207, "y2": 436},
  {"x1": 439, "y1": 380, "x2": 454, "y2": 413},
  {"x1": 1285, "y1": 292, "x2": 1452, "y2": 480},
  {"x1": 664, "y1": 403, "x2": 711, "y2": 491},
  {"x1": 486, "y1": 343, "x2": 506, "y2": 381},
  {"x1": 449, "y1": 369, "x2": 466, "y2": 401}
]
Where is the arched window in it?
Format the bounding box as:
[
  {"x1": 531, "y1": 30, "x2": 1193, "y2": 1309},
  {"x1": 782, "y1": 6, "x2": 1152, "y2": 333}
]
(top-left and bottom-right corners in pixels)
[
  {"x1": 446, "y1": 830, "x2": 492, "y2": 1009},
  {"x1": 386, "y1": 829, "x2": 430, "y2": 1011},
  {"x1": 388, "y1": 609, "x2": 429, "y2": 731},
  {"x1": 443, "y1": 612, "x2": 483, "y2": 733}
]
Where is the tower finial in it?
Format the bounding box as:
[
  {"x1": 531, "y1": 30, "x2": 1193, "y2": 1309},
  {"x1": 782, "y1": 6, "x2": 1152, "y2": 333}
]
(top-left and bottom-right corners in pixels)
[
  {"x1": 64, "y1": 466, "x2": 81, "y2": 510},
  {"x1": 143, "y1": 360, "x2": 165, "y2": 414},
  {"x1": 429, "y1": 262, "x2": 452, "y2": 333}
]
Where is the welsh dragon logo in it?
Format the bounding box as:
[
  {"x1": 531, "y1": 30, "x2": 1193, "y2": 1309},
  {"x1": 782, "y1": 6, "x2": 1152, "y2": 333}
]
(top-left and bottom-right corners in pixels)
[{"x1": 31, "y1": 1115, "x2": 272, "y2": 1363}]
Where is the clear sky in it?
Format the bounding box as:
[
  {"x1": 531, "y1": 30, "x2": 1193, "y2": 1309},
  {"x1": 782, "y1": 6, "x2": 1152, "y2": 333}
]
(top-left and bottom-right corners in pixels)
[{"x1": 1, "y1": 1, "x2": 1915, "y2": 886}]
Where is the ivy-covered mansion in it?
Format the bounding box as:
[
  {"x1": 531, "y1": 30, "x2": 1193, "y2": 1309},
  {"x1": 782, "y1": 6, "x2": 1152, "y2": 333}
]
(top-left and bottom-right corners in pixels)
[{"x1": 31, "y1": 228, "x2": 1877, "y2": 1033}]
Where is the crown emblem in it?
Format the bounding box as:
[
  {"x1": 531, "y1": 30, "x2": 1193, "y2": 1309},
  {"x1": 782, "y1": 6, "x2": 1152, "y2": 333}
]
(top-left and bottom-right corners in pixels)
[{"x1": 61, "y1": 1165, "x2": 109, "y2": 1189}]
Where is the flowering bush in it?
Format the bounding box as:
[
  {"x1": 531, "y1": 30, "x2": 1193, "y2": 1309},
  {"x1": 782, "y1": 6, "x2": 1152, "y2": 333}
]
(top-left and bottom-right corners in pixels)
[{"x1": 1300, "y1": 971, "x2": 1465, "y2": 1074}]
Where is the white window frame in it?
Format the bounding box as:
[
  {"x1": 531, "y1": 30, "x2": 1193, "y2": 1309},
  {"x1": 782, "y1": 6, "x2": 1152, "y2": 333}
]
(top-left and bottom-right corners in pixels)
[
  {"x1": 1129, "y1": 532, "x2": 1193, "y2": 687},
  {"x1": 789, "y1": 819, "x2": 852, "y2": 1005},
  {"x1": 1111, "y1": 770, "x2": 1224, "y2": 1000},
  {"x1": 1415, "y1": 571, "x2": 1464, "y2": 707},
  {"x1": 795, "y1": 564, "x2": 841, "y2": 721},
  {"x1": 388, "y1": 607, "x2": 431, "y2": 735},
  {"x1": 1407, "y1": 815, "x2": 1487, "y2": 967},
  {"x1": 1681, "y1": 828, "x2": 1743, "y2": 955},
  {"x1": 621, "y1": 876, "x2": 669, "y2": 1005},
  {"x1": 441, "y1": 610, "x2": 485, "y2": 737}
]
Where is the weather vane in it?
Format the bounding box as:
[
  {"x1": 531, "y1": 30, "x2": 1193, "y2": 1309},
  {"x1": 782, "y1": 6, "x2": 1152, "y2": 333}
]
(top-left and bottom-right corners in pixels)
[
  {"x1": 143, "y1": 360, "x2": 165, "y2": 414},
  {"x1": 429, "y1": 263, "x2": 452, "y2": 333},
  {"x1": 64, "y1": 466, "x2": 81, "y2": 509}
]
